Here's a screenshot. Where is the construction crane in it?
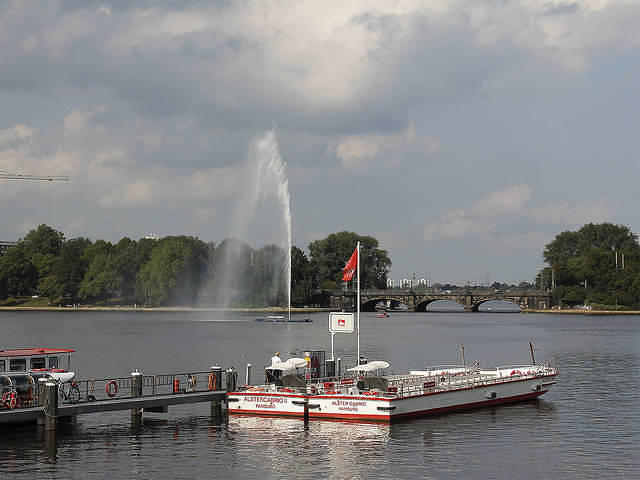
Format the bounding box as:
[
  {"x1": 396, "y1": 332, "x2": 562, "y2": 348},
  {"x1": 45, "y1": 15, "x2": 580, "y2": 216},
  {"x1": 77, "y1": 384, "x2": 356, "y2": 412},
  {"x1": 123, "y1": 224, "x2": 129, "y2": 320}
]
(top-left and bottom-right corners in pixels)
[{"x1": 0, "y1": 169, "x2": 69, "y2": 182}]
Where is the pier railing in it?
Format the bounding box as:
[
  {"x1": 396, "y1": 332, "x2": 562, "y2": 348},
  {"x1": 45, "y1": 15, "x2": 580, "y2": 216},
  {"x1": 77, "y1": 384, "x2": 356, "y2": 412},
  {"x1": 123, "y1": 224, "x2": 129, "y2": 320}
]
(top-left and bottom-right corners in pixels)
[{"x1": 1, "y1": 368, "x2": 232, "y2": 410}]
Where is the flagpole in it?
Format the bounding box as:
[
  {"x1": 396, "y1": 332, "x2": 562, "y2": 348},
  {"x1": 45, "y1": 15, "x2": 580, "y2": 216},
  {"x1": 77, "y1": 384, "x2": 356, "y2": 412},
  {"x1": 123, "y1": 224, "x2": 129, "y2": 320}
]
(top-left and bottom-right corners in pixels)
[{"x1": 356, "y1": 241, "x2": 360, "y2": 367}]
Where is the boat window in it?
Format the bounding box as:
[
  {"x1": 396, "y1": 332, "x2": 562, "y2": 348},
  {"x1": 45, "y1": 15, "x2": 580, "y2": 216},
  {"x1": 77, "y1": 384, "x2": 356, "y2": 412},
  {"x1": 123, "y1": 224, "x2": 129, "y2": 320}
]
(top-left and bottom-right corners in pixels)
[
  {"x1": 0, "y1": 360, "x2": 5, "y2": 371},
  {"x1": 10, "y1": 359, "x2": 27, "y2": 371},
  {"x1": 49, "y1": 357, "x2": 59, "y2": 369},
  {"x1": 31, "y1": 357, "x2": 46, "y2": 369}
]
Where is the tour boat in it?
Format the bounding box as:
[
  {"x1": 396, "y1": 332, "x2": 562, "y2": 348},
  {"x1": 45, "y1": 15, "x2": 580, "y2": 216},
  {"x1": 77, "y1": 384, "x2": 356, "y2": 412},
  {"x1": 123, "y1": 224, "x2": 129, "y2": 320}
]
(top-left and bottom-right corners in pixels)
[
  {"x1": 0, "y1": 348, "x2": 76, "y2": 383},
  {"x1": 227, "y1": 353, "x2": 558, "y2": 422}
]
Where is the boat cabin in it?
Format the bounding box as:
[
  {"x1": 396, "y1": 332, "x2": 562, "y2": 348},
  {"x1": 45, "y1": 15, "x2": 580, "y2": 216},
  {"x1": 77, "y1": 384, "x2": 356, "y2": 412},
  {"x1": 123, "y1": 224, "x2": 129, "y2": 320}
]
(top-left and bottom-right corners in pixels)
[{"x1": 0, "y1": 348, "x2": 74, "y2": 374}]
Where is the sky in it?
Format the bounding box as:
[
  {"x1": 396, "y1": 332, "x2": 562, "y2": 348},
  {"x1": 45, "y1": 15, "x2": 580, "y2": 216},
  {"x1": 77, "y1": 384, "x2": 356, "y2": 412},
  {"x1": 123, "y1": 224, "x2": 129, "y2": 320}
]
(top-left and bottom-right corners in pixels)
[{"x1": 0, "y1": 0, "x2": 638, "y2": 285}]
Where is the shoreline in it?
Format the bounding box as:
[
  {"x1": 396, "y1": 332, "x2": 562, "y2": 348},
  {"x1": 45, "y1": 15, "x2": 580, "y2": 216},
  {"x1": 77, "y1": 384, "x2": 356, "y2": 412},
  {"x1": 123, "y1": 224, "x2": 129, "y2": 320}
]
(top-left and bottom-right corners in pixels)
[{"x1": 0, "y1": 306, "x2": 638, "y2": 315}]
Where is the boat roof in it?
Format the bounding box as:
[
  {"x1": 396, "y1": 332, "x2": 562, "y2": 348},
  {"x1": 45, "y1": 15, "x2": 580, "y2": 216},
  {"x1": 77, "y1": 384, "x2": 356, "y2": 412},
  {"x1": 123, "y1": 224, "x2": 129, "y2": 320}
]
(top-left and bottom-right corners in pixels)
[{"x1": 0, "y1": 348, "x2": 75, "y2": 357}]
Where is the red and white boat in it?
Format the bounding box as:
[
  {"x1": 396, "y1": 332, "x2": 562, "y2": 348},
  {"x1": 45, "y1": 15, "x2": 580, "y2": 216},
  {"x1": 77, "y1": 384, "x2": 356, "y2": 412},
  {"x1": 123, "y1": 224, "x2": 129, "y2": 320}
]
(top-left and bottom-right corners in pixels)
[
  {"x1": 0, "y1": 348, "x2": 76, "y2": 383},
  {"x1": 227, "y1": 357, "x2": 558, "y2": 422}
]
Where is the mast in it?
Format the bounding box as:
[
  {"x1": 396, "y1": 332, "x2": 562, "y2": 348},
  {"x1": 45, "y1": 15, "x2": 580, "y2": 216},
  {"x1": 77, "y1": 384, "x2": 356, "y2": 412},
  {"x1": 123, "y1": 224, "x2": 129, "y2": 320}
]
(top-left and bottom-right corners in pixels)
[
  {"x1": 529, "y1": 342, "x2": 536, "y2": 365},
  {"x1": 356, "y1": 241, "x2": 361, "y2": 365}
]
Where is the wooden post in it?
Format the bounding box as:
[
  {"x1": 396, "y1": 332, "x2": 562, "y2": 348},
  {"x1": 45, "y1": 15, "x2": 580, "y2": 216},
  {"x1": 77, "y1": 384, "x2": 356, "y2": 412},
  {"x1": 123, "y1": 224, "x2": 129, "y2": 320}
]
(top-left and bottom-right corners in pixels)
[
  {"x1": 37, "y1": 377, "x2": 48, "y2": 426},
  {"x1": 210, "y1": 366, "x2": 223, "y2": 418},
  {"x1": 131, "y1": 370, "x2": 143, "y2": 424},
  {"x1": 43, "y1": 381, "x2": 58, "y2": 431}
]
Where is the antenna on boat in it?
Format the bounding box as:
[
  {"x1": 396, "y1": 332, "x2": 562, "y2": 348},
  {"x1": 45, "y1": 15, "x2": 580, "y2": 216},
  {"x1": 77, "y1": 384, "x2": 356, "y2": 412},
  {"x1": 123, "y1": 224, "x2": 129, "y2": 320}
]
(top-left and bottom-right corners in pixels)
[
  {"x1": 461, "y1": 344, "x2": 466, "y2": 367},
  {"x1": 529, "y1": 342, "x2": 536, "y2": 365}
]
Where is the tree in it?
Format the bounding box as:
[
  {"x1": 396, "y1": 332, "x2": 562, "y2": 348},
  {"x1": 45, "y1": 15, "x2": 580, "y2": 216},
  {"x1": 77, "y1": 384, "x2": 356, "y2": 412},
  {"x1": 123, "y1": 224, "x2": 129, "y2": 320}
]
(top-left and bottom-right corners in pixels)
[
  {"x1": 78, "y1": 253, "x2": 123, "y2": 301},
  {"x1": 308, "y1": 232, "x2": 391, "y2": 289},
  {"x1": 291, "y1": 246, "x2": 312, "y2": 305},
  {"x1": 136, "y1": 236, "x2": 208, "y2": 306},
  {"x1": 54, "y1": 237, "x2": 92, "y2": 301},
  {"x1": 22, "y1": 224, "x2": 64, "y2": 259},
  {"x1": 0, "y1": 244, "x2": 37, "y2": 297},
  {"x1": 540, "y1": 223, "x2": 640, "y2": 308}
]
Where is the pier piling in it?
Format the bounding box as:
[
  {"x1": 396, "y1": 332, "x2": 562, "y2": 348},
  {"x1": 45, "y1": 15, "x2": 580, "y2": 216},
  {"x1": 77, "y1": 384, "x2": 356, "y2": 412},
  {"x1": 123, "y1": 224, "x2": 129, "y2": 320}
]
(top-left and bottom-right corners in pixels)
[
  {"x1": 43, "y1": 381, "x2": 58, "y2": 431},
  {"x1": 131, "y1": 369, "x2": 143, "y2": 424},
  {"x1": 210, "y1": 366, "x2": 223, "y2": 418}
]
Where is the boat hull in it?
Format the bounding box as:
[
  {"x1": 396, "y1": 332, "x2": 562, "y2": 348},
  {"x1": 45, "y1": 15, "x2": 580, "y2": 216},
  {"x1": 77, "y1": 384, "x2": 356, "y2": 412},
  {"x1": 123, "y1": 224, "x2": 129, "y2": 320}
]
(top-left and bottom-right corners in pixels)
[{"x1": 227, "y1": 373, "x2": 557, "y2": 422}]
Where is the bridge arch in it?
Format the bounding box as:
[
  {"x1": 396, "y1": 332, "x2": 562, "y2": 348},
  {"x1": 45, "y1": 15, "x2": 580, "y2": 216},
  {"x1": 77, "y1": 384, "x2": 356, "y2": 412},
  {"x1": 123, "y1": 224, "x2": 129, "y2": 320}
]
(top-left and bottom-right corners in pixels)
[
  {"x1": 416, "y1": 299, "x2": 465, "y2": 312},
  {"x1": 362, "y1": 297, "x2": 410, "y2": 312},
  {"x1": 471, "y1": 299, "x2": 522, "y2": 312}
]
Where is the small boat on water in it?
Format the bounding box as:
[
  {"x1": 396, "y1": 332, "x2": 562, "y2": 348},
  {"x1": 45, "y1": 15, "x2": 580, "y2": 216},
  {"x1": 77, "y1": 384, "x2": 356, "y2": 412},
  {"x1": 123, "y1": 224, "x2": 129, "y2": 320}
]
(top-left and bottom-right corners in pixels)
[
  {"x1": 377, "y1": 311, "x2": 389, "y2": 318},
  {"x1": 255, "y1": 316, "x2": 312, "y2": 323}
]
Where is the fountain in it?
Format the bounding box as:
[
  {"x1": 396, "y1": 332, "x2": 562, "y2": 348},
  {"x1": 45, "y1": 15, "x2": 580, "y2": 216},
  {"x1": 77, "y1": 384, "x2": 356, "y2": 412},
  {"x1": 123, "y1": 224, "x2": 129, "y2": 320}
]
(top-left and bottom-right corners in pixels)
[{"x1": 213, "y1": 130, "x2": 292, "y2": 315}]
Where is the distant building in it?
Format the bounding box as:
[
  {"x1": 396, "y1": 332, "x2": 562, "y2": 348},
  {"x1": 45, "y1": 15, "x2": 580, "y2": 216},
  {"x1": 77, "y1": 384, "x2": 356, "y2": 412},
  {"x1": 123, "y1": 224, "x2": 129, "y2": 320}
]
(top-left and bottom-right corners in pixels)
[
  {"x1": 387, "y1": 279, "x2": 394, "y2": 288},
  {"x1": 401, "y1": 279, "x2": 412, "y2": 288},
  {"x1": 417, "y1": 278, "x2": 427, "y2": 286},
  {"x1": 0, "y1": 241, "x2": 18, "y2": 257}
]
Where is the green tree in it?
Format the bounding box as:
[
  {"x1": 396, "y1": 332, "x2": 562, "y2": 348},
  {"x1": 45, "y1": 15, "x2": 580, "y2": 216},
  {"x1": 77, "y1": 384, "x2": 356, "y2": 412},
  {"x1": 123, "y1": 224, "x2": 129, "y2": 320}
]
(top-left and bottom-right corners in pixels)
[
  {"x1": 308, "y1": 231, "x2": 391, "y2": 289},
  {"x1": 540, "y1": 223, "x2": 640, "y2": 308},
  {"x1": 22, "y1": 224, "x2": 64, "y2": 259},
  {"x1": 136, "y1": 236, "x2": 208, "y2": 306},
  {"x1": 78, "y1": 253, "x2": 123, "y2": 301},
  {"x1": 291, "y1": 246, "x2": 312, "y2": 305},
  {"x1": 0, "y1": 244, "x2": 37, "y2": 297}
]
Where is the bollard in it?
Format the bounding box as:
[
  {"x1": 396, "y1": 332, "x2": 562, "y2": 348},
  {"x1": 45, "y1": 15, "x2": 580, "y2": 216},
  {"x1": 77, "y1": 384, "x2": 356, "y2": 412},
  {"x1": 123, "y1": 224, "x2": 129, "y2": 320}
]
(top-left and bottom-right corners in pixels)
[
  {"x1": 37, "y1": 377, "x2": 48, "y2": 426},
  {"x1": 225, "y1": 368, "x2": 238, "y2": 392},
  {"x1": 209, "y1": 366, "x2": 222, "y2": 391},
  {"x1": 131, "y1": 369, "x2": 143, "y2": 424},
  {"x1": 43, "y1": 381, "x2": 58, "y2": 431},
  {"x1": 210, "y1": 366, "x2": 223, "y2": 419},
  {"x1": 245, "y1": 364, "x2": 252, "y2": 386}
]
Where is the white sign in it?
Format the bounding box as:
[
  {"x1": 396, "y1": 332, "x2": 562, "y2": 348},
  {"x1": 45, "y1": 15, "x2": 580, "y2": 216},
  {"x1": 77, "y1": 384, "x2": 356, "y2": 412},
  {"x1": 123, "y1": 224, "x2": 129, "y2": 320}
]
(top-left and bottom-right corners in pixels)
[{"x1": 329, "y1": 312, "x2": 354, "y2": 333}]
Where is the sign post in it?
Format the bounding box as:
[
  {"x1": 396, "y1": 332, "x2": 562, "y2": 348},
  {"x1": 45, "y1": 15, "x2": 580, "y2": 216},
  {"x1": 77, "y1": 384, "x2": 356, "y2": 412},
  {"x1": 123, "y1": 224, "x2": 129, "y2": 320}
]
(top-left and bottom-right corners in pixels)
[{"x1": 328, "y1": 312, "x2": 355, "y2": 360}]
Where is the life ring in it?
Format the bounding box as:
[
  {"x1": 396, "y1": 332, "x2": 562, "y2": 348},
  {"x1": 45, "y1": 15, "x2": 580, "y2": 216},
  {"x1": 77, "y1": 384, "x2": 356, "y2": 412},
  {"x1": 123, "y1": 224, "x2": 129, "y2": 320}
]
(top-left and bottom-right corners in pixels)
[
  {"x1": 106, "y1": 380, "x2": 118, "y2": 398},
  {"x1": 208, "y1": 372, "x2": 218, "y2": 391},
  {"x1": 510, "y1": 370, "x2": 523, "y2": 376},
  {"x1": 3, "y1": 391, "x2": 19, "y2": 409}
]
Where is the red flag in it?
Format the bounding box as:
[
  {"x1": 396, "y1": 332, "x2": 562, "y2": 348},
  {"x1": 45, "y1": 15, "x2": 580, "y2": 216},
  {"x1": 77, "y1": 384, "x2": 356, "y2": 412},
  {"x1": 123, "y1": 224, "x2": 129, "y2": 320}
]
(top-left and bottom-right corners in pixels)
[{"x1": 342, "y1": 247, "x2": 358, "y2": 281}]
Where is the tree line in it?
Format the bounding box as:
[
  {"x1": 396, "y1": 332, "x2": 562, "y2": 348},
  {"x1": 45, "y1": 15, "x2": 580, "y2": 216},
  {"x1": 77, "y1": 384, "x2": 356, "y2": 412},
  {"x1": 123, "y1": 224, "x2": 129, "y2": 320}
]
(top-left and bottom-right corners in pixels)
[
  {"x1": 537, "y1": 223, "x2": 640, "y2": 309},
  {"x1": 0, "y1": 226, "x2": 391, "y2": 307}
]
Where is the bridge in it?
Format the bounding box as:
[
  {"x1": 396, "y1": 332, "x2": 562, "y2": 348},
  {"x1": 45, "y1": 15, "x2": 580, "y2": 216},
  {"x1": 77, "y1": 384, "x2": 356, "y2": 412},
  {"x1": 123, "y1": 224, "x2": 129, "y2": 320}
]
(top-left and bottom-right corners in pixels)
[{"x1": 327, "y1": 289, "x2": 552, "y2": 312}]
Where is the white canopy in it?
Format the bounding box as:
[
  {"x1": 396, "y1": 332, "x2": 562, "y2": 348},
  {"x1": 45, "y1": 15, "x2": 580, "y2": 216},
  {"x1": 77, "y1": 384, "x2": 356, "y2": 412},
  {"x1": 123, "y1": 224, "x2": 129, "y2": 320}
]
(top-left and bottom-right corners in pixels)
[
  {"x1": 347, "y1": 360, "x2": 390, "y2": 372},
  {"x1": 265, "y1": 357, "x2": 307, "y2": 371}
]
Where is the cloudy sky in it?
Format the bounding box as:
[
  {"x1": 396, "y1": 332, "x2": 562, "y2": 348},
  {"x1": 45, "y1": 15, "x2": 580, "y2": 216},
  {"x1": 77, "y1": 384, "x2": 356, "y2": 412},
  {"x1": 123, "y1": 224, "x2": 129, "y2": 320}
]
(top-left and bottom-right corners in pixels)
[{"x1": 1, "y1": 0, "x2": 638, "y2": 285}]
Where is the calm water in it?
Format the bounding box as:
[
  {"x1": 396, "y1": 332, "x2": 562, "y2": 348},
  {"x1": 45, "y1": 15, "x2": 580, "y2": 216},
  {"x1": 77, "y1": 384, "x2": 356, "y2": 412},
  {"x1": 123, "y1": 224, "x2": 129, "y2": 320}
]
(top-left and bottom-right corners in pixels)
[{"x1": 1, "y1": 310, "x2": 639, "y2": 479}]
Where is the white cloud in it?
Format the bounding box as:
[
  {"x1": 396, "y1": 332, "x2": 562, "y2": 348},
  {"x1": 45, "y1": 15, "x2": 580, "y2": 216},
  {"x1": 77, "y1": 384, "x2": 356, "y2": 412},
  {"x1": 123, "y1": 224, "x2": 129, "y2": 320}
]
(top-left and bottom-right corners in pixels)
[
  {"x1": 423, "y1": 185, "x2": 614, "y2": 242},
  {"x1": 335, "y1": 122, "x2": 442, "y2": 169},
  {"x1": 528, "y1": 198, "x2": 612, "y2": 226}
]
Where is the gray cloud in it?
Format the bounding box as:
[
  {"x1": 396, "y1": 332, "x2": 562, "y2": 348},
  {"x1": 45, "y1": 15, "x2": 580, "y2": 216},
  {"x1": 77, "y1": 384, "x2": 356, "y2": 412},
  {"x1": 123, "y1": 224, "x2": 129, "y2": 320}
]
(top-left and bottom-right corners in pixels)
[{"x1": 1, "y1": 0, "x2": 638, "y2": 283}]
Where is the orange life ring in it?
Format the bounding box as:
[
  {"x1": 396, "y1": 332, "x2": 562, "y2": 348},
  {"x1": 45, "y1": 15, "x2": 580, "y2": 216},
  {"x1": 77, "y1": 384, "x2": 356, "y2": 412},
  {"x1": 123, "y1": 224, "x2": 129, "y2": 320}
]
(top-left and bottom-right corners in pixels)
[
  {"x1": 510, "y1": 370, "x2": 523, "y2": 376},
  {"x1": 106, "y1": 380, "x2": 119, "y2": 398}
]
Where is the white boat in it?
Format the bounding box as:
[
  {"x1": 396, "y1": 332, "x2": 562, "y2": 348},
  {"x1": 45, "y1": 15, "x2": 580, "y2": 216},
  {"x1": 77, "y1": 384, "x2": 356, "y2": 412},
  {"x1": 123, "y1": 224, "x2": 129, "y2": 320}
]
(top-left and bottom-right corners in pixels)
[
  {"x1": 0, "y1": 348, "x2": 76, "y2": 383},
  {"x1": 227, "y1": 356, "x2": 558, "y2": 422}
]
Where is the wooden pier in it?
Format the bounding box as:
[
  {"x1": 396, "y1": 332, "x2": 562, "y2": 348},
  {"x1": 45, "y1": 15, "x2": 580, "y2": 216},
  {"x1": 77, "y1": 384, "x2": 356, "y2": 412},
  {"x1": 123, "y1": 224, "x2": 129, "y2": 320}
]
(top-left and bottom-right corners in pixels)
[{"x1": 0, "y1": 366, "x2": 235, "y2": 429}]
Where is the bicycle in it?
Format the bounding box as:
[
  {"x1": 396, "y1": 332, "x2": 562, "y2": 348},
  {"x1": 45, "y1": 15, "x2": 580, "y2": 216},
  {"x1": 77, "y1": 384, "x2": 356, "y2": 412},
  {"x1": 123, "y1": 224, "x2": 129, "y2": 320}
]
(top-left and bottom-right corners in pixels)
[{"x1": 57, "y1": 380, "x2": 81, "y2": 404}]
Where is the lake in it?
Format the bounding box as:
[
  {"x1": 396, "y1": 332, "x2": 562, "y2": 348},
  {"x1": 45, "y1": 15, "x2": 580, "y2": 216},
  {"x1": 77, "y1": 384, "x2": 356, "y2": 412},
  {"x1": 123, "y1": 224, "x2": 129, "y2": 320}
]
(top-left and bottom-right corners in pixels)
[{"x1": 1, "y1": 310, "x2": 638, "y2": 479}]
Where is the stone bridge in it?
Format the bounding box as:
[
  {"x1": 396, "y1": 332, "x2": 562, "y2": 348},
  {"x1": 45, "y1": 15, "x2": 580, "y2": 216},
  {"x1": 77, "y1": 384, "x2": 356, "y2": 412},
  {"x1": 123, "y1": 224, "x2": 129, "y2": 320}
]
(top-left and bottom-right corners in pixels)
[{"x1": 327, "y1": 289, "x2": 552, "y2": 312}]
